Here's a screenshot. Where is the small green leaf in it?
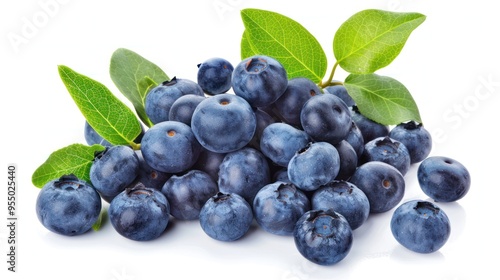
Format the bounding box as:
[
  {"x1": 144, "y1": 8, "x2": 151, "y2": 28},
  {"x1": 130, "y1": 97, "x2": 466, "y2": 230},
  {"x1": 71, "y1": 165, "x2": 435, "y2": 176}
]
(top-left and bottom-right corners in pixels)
[
  {"x1": 241, "y1": 8, "x2": 327, "y2": 83},
  {"x1": 109, "y1": 48, "x2": 169, "y2": 127},
  {"x1": 92, "y1": 206, "x2": 107, "y2": 231},
  {"x1": 58, "y1": 65, "x2": 142, "y2": 148},
  {"x1": 344, "y1": 74, "x2": 422, "y2": 125},
  {"x1": 32, "y1": 144, "x2": 105, "y2": 188},
  {"x1": 334, "y1": 9, "x2": 426, "y2": 74}
]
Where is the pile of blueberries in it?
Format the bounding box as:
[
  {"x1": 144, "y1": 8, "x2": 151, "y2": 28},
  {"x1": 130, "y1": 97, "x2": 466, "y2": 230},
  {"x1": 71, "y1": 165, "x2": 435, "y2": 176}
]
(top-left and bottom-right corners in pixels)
[{"x1": 36, "y1": 55, "x2": 471, "y2": 266}]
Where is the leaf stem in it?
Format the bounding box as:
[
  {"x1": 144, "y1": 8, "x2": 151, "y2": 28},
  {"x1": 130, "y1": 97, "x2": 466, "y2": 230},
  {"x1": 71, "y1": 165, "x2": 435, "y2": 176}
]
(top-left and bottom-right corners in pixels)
[{"x1": 319, "y1": 61, "x2": 340, "y2": 89}]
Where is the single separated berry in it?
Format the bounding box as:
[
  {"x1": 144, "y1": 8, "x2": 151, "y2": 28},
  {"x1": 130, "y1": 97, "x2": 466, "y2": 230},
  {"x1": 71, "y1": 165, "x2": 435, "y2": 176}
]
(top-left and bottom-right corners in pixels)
[
  {"x1": 391, "y1": 200, "x2": 451, "y2": 253},
  {"x1": 232, "y1": 55, "x2": 288, "y2": 108},
  {"x1": 294, "y1": 209, "x2": 353, "y2": 265},
  {"x1": 418, "y1": 156, "x2": 471, "y2": 202},
  {"x1": 197, "y1": 57, "x2": 234, "y2": 95},
  {"x1": 36, "y1": 174, "x2": 101, "y2": 236}
]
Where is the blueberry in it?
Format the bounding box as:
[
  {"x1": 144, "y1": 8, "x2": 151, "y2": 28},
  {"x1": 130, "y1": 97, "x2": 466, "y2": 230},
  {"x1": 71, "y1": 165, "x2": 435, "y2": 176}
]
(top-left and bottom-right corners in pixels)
[
  {"x1": 128, "y1": 150, "x2": 171, "y2": 191},
  {"x1": 197, "y1": 57, "x2": 234, "y2": 95},
  {"x1": 199, "y1": 192, "x2": 253, "y2": 241},
  {"x1": 418, "y1": 156, "x2": 471, "y2": 202},
  {"x1": 273, "y1": 77, "x2": 321, "y2": 127},
  {"x1": 344, "y1": 121, "x2": 365, "y2": 158},
  {"x1": 84, "y1": 121, "x2": 112, "y2": 147},
  {"x1": 109, "y1": 184, "x2": 170, "y2": 241},
  {"x1": 161, "y1": 170, "x2": 218, "y2": 220},
  {"x1": 361, "y1": 136, "x2": 411, "y2": 176},
  {"x1": 300, "y1": 93, "x2": 352, "y2": 144},
  {"x1": 248, "y1": 108, "x2": 277, "y2": 151},
  {"x1": 389, "y1": 121, "x2": 432, "y2": 164},
  {"x1": 333, "y1": 140, "x2": 358, "y2": 181},
  {"x1": 141, "y1": 121, "x2": 202, "y2": 173},
  {"x1": 349, "y1": 161, "x2": 405, "y2": 213},
  {"x1": 391, "y1": 200, "x2": 451, "y2": 253},
  {"x1": 350, "y1": 105, "x2": 389, "y2": 143},
  {"x1": 168, "y1": 94, "x2": 206, "y2": 126},
  {"x1": 324, "y1": 85, "x2": 355, "y2": 107},
  {"x1": 90, "y1": 145, "x2": 140, "y2": 203},
  {"x1": 293, "y1": 209, "x2": 353, "y2": 265},
  {"x1": 288, "y1": 142, "x2": 340, "y2": 192},
  {"x1": 260, "y1": 122, "x2": 311, "y2": 167},
  {"x1": 36, "y1": 174, "x2": 101, "y2": 236},
  {"x1": 311, "y1": 181, "x2": 370, "y2": 230},
  {"x1": 273, "y1": 168, "x2": 291, "y2": 183},
  {"x1": 192, "y1": 148, "x2": 227, "y2": 183},
  {"x1": 145, "y1": 77, "x2": 204, "y2": 124},
  {"x1": 232, "y1": 55, "x2": 288, "y2": 108},
  {"x1": 253, "y1": 182, "x2": 310, "y2": 236},
  {"x1": 218, "y1": 147, "x2": 270, "y2": 204},
  {"x1": 191, "y1": 93, "x2": 256, "y2": 153}
]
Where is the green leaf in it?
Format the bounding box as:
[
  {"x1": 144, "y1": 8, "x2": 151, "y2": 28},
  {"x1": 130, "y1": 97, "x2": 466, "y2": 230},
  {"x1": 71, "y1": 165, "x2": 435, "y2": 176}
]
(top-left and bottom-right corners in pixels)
[
  {"x1": 241, "y1": 8, "x2": 327, "y2": 83},
  {"x1": 334, "y1": 9, "x2": 426, "y2": 74},
  {"x1": 109, "y1": 48, "x2": 169, "y2": 127},
  {"x1": 240, "y1": 30, "x2": 259, "y2": 61},
  {"x1": 344, "y1": 74, "x2": 422, "y2": 125},
  {"x1": 58, "y1": 65, "x2": 142, "y2": 148},
  {"x1": 92, "y1": 206, "x2": 107, "y2": 231},
  {"x1": 32, "y1": 144, "x2": 105, "y2": 188}
]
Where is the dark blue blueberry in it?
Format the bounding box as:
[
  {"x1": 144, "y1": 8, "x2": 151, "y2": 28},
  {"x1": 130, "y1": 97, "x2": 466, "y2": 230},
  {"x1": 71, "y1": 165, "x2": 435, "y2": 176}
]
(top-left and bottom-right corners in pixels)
[
  {"x1": 350, "y1": 105, "x2": 389, "y2": 143},
  {"x1": 288, "y1": 142, "x2": 340, "y2": 192},
  {"x1": 232, "y1": 55, "x2": 288, "y2": 108},
  {"x1": 418, "y1": 156, "x2": 471, "y2": 202},
  {"x1": 199, "y1": 192, "x2": 253, "y2": 241},
  {"x1": 128, "y1": 150, "x2": 171, "y2": 191},
  {"x1": 191, "y1": 93, "x2": 256, "y2": 153},
  {"x1": 344, "y1": 121, "x2": 365, "y2": 158},
  {"x1": 84, "y1": 121, "x2": 112, "y2": 147},
  {"x1": 324, "y1": 85, "x2": 355, "y2": 107},
  {"x1": 168, "y1": 94, "x2": 206, "y2": 126},
  {"x1": 361, "y1": 136, "x2": 411, "y2": 176},
  {"x1": 90, "y1": 145, "x2": 140, "y2": 203},
  {"x1": 293, "y1": 209, "x2": 353, "y2": 265},
  {"x1": 161, "y1": 170, "x2": 218, "y2": 220},
  {"x1": 273, "y1": 168, "x2": 291, "y2": 183},
  {"x1": 145, "y1": 77, "x2": 204, "y2": 124},
  {"x1": 273, "y1": 77, "x2": 321, "y2": 127},
  {"x1": 36, "y1": 174, "x2": 101, "y2": 236},
  {"x1": 197, "y1": 57, "x2": 234, "y2": 95},
  {"x1": 192, "y1": 148, "x2": 226, "y2": 183},
  {"x1": 300, "y1": 93, "x2": 352, "y2": 144},
  {"x1": 218, "y1": 147, "x2": 270, "y2": 204},
  {"x1": 141, "y1": 121, "x2": 202, "y2": 173},
  {"x1": 389, "y1": 121, "x2": 432, "y2": 164},
  {"x1": 260, "y1": 123, "x2": 311, "y2": 167},
  {"x1": 333, "y1": 140, "x2": 358, "y2": 181},
  {"x1": 109, "y1": 184, "x2": 170, "y2": 241},
  {"x1": 391, "y1": 200, "x2": 451, "y2": 253},
  {"x1": 253, "y1": 182, "x2": 310, "y2": 236},
  {"x1": 311, "y1": 181, "x2": 369, "y2": 230},
  {"x1": 349, "y1": 161, "x2": 405, "y2": 213},
  {"x1": 248, "y1": 108, "x2": 277, "y2": 151}
]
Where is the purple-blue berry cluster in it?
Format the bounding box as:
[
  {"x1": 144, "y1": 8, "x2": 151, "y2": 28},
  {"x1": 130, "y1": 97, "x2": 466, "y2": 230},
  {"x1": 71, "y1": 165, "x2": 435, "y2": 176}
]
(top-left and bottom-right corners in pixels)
[{"x1": 36, "y1": 55, "x2": 471, "y2": 266}]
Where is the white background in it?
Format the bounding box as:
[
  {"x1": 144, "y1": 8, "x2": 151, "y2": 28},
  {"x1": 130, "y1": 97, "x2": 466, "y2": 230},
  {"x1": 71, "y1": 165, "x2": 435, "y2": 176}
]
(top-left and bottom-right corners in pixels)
[{"x1": 1, "y1": 0, "x2": 499, "y2": 279}]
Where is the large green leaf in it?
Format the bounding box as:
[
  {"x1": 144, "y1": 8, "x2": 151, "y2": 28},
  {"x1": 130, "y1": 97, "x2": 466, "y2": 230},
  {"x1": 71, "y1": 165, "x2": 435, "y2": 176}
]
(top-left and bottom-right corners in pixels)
[
  {"x1": 241, "y1": 8, "x2": 327, "y2": 83},
  {"x1": 110, "y1": 48, "x2": 169, "y2": 127},
  {"x1": 334, "y1": 9, "x2": 426, "y2": 74},
  {"x1": 58, "y1": 65, "x2": 142, "y2": 148},
  {"x1": 32, "y1": 144, "x2": 105, "y2": 188},
  {"x1": 344, "y1": 74, "x2": 422, "y2": 125}
]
